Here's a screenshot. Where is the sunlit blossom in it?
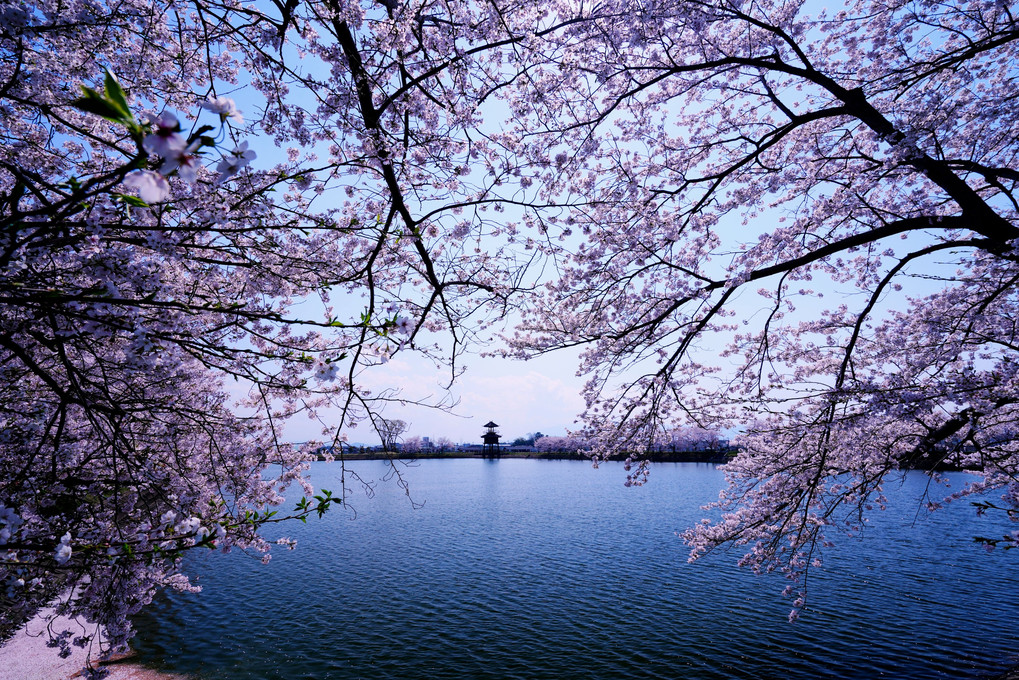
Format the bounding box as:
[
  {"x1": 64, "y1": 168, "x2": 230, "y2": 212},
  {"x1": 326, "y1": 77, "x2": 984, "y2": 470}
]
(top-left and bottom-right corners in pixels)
[
  {"x1": 122, "y1": 170, "x2": 170, "y2": 203},
  {"x1": 200, "y1": 95, "x2": 243, "y2": 123}
]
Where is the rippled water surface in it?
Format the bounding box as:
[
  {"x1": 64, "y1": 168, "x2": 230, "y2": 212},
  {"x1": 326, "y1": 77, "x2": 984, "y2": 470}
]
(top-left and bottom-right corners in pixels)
[{"x1": 131, "y1": 460, "x2": 1019, "y2": 679}]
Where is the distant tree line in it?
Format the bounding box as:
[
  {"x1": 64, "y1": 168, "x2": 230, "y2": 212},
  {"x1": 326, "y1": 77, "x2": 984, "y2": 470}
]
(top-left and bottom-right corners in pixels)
[{"x1": 534, "y1": 427, "x2": 730, "y2": 457}]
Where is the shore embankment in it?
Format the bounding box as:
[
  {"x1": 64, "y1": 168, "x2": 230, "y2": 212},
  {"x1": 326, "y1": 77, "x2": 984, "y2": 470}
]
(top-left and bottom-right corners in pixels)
[{"x1": 0, "y1": 606, "x2": 184, "y2": 680}]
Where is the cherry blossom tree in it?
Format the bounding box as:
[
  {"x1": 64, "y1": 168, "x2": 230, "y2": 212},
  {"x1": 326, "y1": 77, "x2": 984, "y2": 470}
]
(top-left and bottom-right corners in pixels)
[
  {"x1": 533, "y1": 435, "x2": 592, "y2": 454},
  {"x1": 0, "y1": 0, "x2": 540, "y2": 662},
  {"x1": 495, "y1": 0, "x2": 1019, "y2": 620}
]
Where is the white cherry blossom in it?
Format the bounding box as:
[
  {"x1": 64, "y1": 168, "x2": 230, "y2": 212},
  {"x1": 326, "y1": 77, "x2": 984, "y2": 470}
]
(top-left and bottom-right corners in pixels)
[
  {"x1": 200, "y1": 95, "x2": 243, "y2": 123},
  {"x1": 122, "y1": 170, "x2": 170, "y2": 203}
]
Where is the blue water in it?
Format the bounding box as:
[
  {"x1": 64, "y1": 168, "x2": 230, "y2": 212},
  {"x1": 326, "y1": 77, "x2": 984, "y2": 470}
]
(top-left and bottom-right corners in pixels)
[{"x1": 130, "y1": 460, "x2": 1019, "y2": 679}]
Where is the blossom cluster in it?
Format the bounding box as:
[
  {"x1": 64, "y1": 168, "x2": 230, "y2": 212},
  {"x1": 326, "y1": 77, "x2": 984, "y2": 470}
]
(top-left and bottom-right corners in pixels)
[{"x1": 123, "y1": 107, "x2": 255, "y2": 204}]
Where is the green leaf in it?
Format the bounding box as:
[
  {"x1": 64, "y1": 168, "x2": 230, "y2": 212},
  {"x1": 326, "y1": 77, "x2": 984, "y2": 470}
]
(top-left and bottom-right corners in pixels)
[
  {"x1": 102, "y1": 69, "x2": 132, "y2": 120},
  {"x1": 111, "y1": 192, "x2": 149, "y2": 207},
  {"x1": 72, "y1": 89, "x2": 130, "y2": 123}
]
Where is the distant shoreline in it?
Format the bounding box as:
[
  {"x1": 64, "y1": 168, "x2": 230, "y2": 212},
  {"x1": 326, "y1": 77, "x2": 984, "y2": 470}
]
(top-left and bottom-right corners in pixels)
[
  {"x1": 311, "y1": 449, "x2": 737, "y2": 464},
  {"x1": 311, "y1": 448, "x2": 972, "y2": 471}
]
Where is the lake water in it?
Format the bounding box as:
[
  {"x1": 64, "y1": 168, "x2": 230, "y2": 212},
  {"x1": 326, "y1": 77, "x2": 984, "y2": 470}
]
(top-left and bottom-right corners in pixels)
[{"x1": 130, "y1": 459, "x2": 1019, "y2": 679}]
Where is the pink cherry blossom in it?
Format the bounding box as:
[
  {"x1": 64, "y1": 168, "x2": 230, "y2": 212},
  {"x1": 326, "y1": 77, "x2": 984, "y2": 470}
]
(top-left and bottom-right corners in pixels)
[
  {"x1": 393, "y1": 316, "x2": 413, "y2": 334},
  {"x1": 313, "y1": 359, "x2": 339, "y2": 381},
  {"x1": 159, "y1": 139, "x2": 203, "y2": 183},
  {"x1": 215, "y1": 141, "x2": 256, "y2": 184},
  {"x1": 141, "y1": 113, "x2": 187, "y2": 158}
]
